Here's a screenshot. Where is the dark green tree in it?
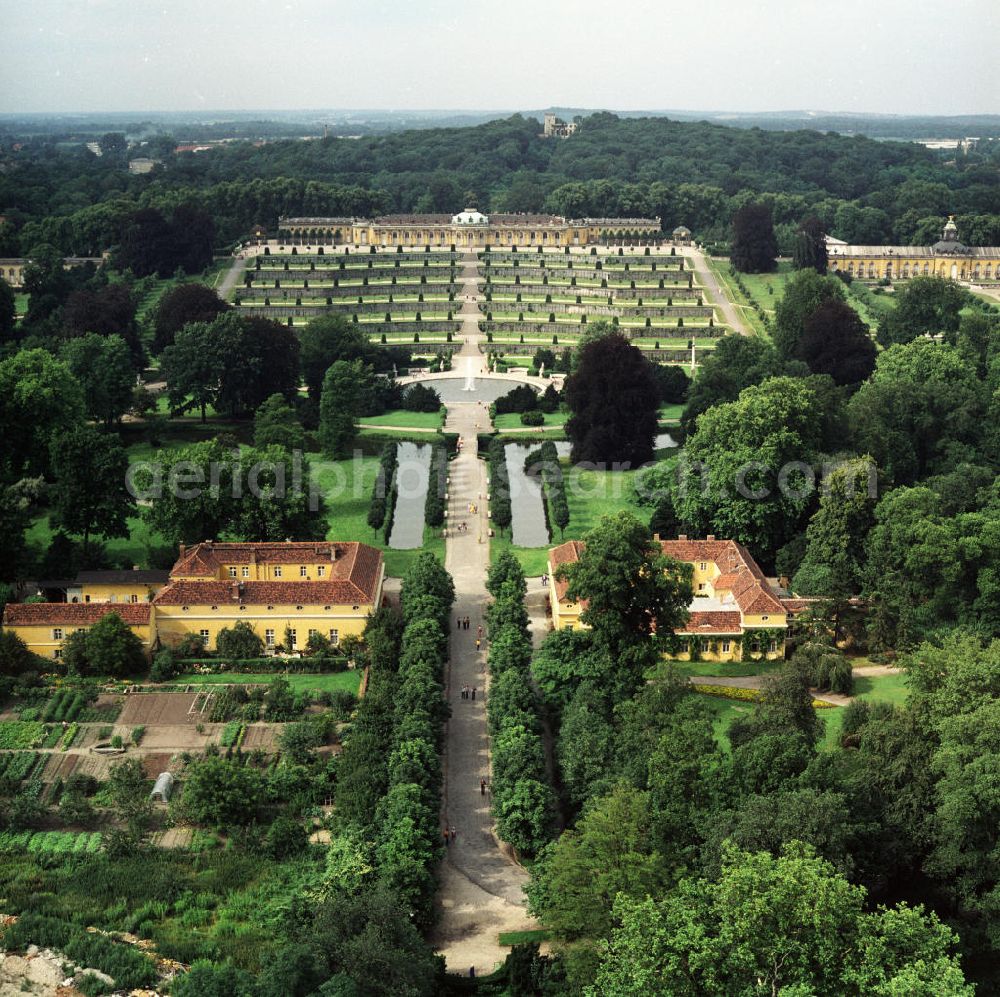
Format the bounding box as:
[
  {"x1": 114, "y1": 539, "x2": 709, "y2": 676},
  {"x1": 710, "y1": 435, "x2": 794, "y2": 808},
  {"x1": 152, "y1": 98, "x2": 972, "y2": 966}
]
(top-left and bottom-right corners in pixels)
[
  {"x1": 50, "y1": 426, "x2": 135, "y2": 551},
  {"x1": 730, "y1": 201, "x2": 778, "y2": 273},
  {"x1": 792, "y1": 215, "x2": 828, "y2": 274},
  {"x1": 565, "y1": 328, "x2": 660, "y2": 466}
]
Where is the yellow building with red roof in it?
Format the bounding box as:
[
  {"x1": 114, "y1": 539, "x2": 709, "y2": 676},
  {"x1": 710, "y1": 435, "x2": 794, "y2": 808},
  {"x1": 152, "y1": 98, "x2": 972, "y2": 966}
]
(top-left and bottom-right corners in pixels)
[
  {"x1": 3, "y1": 541, "x2": 385, "y2": 660},
  {"x1": 548, "y1": 535, "x2": 805, "y2": 662}
]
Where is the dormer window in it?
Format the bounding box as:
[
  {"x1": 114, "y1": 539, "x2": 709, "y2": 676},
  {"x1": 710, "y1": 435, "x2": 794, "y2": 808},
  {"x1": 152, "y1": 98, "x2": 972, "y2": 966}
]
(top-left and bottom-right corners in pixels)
[
  {"x1": 273, "y1": 566, "x2": 282, "y2": 578},
  {"x1": 761, "y1": 615, "x2": 769, "y2": 622},
  {"x1": 317, "y1": 566, "x2": 325, "y2": 577},
  {"x1": 229, "y1": 567, "x2": 237, "y2": 578},
  {"x1": 299, "y1": 566, "x2": 308, "y2": 577}
]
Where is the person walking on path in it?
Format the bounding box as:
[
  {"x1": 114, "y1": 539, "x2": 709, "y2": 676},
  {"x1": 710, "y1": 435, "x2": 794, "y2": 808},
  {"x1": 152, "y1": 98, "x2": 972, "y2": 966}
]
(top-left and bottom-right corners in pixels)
[
  {"x1": 480, "y1": 777, "x2": 487, "y2": 796},
  {"x1": 450, "y1": 827, "x2": 457, "y2": 843},
  {"x1": 471, "y1": 687, "x2": 476, "y2": 701},
  {"x1": 475, "y1": 638, "x2": 481, "y2": 652},
  {"x1": 443, "y1": 829, "x2": 450, "y2": 848}
]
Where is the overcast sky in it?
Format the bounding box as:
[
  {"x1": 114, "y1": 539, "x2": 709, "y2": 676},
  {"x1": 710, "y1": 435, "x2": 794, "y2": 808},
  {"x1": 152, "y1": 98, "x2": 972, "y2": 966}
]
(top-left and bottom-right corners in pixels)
[{"x1": 0, "y1": 0, "x2": 996, "y2": 116}]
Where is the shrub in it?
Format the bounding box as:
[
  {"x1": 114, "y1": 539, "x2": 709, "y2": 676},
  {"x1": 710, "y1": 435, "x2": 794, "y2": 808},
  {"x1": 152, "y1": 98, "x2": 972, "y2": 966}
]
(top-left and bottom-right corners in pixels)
[{"x1": 520, "y1": 410, "x2": 544, "y2": 426}]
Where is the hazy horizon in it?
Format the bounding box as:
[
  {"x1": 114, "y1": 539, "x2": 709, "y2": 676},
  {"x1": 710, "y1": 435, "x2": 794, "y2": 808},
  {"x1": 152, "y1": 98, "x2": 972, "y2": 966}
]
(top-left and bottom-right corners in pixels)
[{"x1": 0, "y1": 0, "x2": 996, "y2": 117}]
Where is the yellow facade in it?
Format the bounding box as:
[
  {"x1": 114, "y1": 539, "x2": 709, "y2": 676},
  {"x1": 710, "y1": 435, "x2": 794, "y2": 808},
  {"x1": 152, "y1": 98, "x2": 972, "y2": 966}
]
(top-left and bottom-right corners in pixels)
[
  {"x1": 548, "y1": 537, "x2": 790, "y2": 664},
  {"x1": 273, "y1": 213, "x2": 662, "y2": 249},
  {"x1": 3, "y1": 604, "x2": 156, "y2": 659},
  {"x1": 3, "y1": 541, "x2": 384, "y2": 661},
  {"x1": 827, "y1": 217, "x2": 1000, "y2": 283},
  {"x1": 153, "y1": 601, "x2": 373, "y2": 653}
]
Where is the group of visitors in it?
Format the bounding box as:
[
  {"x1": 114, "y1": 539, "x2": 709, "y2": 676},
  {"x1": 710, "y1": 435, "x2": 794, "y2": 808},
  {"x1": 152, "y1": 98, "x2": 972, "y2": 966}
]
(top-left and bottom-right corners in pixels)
[{"x1": 461, "y1": 685, "x2": 477, "y2": 700}]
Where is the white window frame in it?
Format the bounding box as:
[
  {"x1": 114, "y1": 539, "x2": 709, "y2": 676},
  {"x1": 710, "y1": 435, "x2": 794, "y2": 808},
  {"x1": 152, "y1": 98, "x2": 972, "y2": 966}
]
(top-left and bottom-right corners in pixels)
[
  {"x1": 53, "y1": 649, "x2": 62, "y2": 659},
  {"x1": 52, "y1": 628, "x2": 63, "y2": 641},
  {"x1": 273, "y1": 566, "x2": 282, "y2": 578},
  {"x1": 241, "y1": 566, "x2": 250, "y2": 578},
  {"x1": 288, "y1": 629, "x2": 297, "y2": 648},
  {"x1": 265, "y1": 628, "x2": 275, "y2": 647},
  {"x1": 317, "y1": 565, "x2": 325, "y2": 577},
  {"x1": 229, "y1": 567, "x2": 237, "y2": 578},
  {"x1": 299, "y1": 565, "x2": 308, "y2": 577},
  {"x1": 722, "y1": 641, "x2": 731, "y2": 654},
  {"x1": 199, "y1": 629, "x2": 210, "y2": 648},
  {"x1": 328, "y1": 629, "x2": 339, "y2": 646}
]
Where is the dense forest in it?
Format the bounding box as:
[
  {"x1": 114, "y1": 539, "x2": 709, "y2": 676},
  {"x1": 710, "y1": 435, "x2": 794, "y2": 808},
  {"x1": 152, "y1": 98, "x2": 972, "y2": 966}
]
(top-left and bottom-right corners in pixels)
[{"x1": 2, "y1": 113, "x2": 1000, "y2": 260}]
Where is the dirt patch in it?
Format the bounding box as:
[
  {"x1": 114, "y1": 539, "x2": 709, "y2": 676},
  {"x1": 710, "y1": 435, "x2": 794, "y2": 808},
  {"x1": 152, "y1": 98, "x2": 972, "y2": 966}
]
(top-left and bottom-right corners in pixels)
[
  {"x1": 140, "y1": 753, "x2": 176, "y2": 778},
  {"x1": 152, "y1": 828, "x2": 193, "y2": 849},
  {"x1": 118, "y1": 693, "x2": 208, "y2": 726},
  {"x1": 41, "y1": 754, "x2": 80, "y2": 782},
  {"x1": 241, "y1": 725, "x2": 280, "y2": 750},
  {"x1": 132, "y1": 724, "x2": 215, "y2": 751}
]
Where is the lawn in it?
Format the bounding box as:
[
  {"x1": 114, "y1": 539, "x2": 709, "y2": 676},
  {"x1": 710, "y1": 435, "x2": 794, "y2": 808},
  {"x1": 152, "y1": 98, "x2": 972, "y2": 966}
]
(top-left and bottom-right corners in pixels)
[
  {"x1": 305, "y1": 452, "x2": 444, "y2": 577},
  {"x1": 561, "y1": 461, "x2": 647, "y2": 539},
  {"x1": 493, "y1": 410, "x2": 568, "y2": 431},
  {"x1": 357, "y1": 409, "x2": 445, "y2": 430},
  {"x1": 174, "y1": 670, "x2": 362, "y2": 695},
  {"x1": 27, "y1": 513, "x2": 169, "y2": 570},
  {"x1": 692, "y1": 693, "x2": 754, "y2": 751},
  {"x1": 739, "y1": 260, "x2": 795, "y2": 319},
  {"x1": 658, "y1": 404, "x2": 684, "y2": 424},
  {"x1": 490, "y1": 536, "x2": 552, "y2": 577},
  {"x1": 819, "y1": 669, "x2": 909, "y2": 750},
  {"x1": 498, "y1": 929, "x2": 550, "y2": 947}
]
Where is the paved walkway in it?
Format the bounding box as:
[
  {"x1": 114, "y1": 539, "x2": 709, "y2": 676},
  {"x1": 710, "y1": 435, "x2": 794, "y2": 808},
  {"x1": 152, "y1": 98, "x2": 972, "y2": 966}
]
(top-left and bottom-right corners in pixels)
[
  {"x1": 431, "y1": 302, "x2": 536, "y2": 975},
  {"x1": 215, "y1": 254, "x2": 247, "y2": 302},
  {"x1": 682, "y1": 247, "x2": 749, "y2": 336}
]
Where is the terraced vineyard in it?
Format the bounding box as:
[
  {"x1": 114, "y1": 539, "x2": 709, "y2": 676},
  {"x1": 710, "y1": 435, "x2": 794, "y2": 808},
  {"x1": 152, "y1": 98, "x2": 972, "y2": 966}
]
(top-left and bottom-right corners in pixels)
[
  {"x1": 234, "y1": 246, "x2": 463, "y2": 345},
  {"x1": 477, "y1": 246, "x2": 729, "y2": 363}
]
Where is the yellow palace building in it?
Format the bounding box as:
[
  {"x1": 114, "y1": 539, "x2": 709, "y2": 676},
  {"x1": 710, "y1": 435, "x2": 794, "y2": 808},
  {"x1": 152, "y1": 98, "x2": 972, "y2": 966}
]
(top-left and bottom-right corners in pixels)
[
  {"x1": 548, "y1": 536, "x2": 812, "y2": 663},
  {"x1": 3, "y1": 541, "x2": 385, "y2": 660},
  {"x1": 266, "y1": 210, "x2": 662, "y2": 249},
  {"x1": 827, "y1": 216, "x2": 1000, "y2": 283}
]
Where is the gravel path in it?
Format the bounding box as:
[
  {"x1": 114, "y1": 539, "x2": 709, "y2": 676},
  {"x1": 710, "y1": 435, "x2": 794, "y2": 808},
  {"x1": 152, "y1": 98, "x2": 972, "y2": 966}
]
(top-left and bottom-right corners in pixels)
[
  {"x1": 682, "y1": 247, "x2": 749, "y2": 336},
  {"x1": 431, "y1": 320, "x2": 538, "y2": 975}
]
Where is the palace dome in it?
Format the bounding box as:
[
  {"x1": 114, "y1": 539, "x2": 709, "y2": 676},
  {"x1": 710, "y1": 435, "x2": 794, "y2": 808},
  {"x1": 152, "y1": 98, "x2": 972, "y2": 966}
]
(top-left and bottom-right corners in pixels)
[
  {"x1": 932, "y1": 215, "x2": 970, "y2": 255},
  {"x1": 452, "y1": 208, "x2": 489, "y2": 225}
]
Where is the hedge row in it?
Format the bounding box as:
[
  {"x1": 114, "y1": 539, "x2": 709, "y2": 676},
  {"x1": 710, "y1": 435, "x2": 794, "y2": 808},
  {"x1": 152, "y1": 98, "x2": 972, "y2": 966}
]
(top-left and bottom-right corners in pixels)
[
  {"x1": 525, "y1": 442, "x2": 569, "y2": 539},
  {"x1": 487, "y1": 438, "x2": 512, "y2": 535},
  {"x1": 485, "y1": 554, "x2": 557, "y2": 856},
  {"x1": 367, "y1": 441, "x2": 398, "y2": 535},
  {"x1": 424, "y1": 443, "x2": 448, "y2": 528}
]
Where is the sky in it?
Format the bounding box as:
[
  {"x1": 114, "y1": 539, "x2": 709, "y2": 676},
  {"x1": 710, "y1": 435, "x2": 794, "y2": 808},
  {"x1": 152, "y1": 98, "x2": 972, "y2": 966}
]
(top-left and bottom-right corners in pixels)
[{"x1": 0, "y1": 0, "x2": 996, "y2": 116}]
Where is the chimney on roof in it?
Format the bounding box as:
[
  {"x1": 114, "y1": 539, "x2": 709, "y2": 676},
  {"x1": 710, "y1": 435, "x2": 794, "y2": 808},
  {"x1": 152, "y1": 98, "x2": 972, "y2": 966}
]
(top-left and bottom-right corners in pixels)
[
  {"x1": 179, "y1": 543, "x2": 186, "y2": 559},
  {"x1": 238, "y1": 582, "x2": 245, "y2": 600},
  {"x1": 779, "y1": 575, "x2": 790, "y2": 590},
  {"x1": 231, "y1": 581, "x2": 239, "y2": 600},
  {"x1": 707, "y1": 535, "x2": 715, "y2": 542},
  {"x1": 678, "y1": 534, "x2": 687, "y2": 541},
  {"x1": 132, "y1": 565, "x2": 140, "y2": 572},
  {"x1": 652, "y1": 533, "x2": 660, "y2": 542}
]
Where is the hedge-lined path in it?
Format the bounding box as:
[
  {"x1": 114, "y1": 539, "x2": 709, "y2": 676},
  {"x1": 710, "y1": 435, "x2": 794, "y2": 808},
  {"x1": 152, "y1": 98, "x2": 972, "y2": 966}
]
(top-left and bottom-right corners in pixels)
[
  {"x1": 216, "y1": 254, "x2": 248, "y2": 302},
  {"x1": 432, "y1": 394, "x2": 537, "y2": 976},
  {"x1": 682, "y1": 246, "x2": 749, "y2": 336}
]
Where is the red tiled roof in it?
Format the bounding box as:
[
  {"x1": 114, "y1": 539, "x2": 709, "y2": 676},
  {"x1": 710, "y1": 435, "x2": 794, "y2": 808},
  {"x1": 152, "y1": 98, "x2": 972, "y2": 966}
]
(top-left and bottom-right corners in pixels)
[
  {"x1": 781, "y1": 598, "x2": 816, "y2": 615},
  {"x1": 548, "y1": 540, "x2": 586, "y2": 602},
  {"x1": 3, "y1": 603, "x2": 151, "y2": 626},
  {"x1": 660, "y1": 539, "x2": 785, "y2": 617},
  {"x1": 676, "y1": 611, "x2": 742, "y2": 635},
  {"x1": 168, "y1": 541, "x2": 381, "y2": 599},
  {"x1": 153, "y1": 578, "x2": 377, "y2": 608}
]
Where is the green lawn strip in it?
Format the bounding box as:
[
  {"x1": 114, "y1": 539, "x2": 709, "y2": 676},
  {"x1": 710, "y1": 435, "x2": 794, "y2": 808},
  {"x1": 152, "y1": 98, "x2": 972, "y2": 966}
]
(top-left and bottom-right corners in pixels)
[
  {"x1": 561, "y1": 462, "x2": 647, "y2": 540},
  {"x1": 174, "y1": 671, "x2": 361, "y2": 694},
  {"x1": 692, "y1": 693, "x2": 755, "y2": 751},
  {"x1": 489, "y1": 537, "x2": 552, "y2": 577},
  {"x1": 493, "y1": 411, "x2": 568, "y2": 430},
  {"x1": 357, "y1": 409, "x2": 445, "y2": 430},
  {"x1": 27, "y1": 513, "x2": 167, "y2": 570},
  {"x1": 658, "y1": 404, "x2": 684, "y2": 423}
]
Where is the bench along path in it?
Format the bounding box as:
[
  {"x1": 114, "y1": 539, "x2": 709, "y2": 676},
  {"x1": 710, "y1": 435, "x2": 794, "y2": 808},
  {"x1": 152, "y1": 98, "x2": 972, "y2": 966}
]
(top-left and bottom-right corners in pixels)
[{"x1": 430, "y1": 333, "x2": 538, "y2": 977}]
